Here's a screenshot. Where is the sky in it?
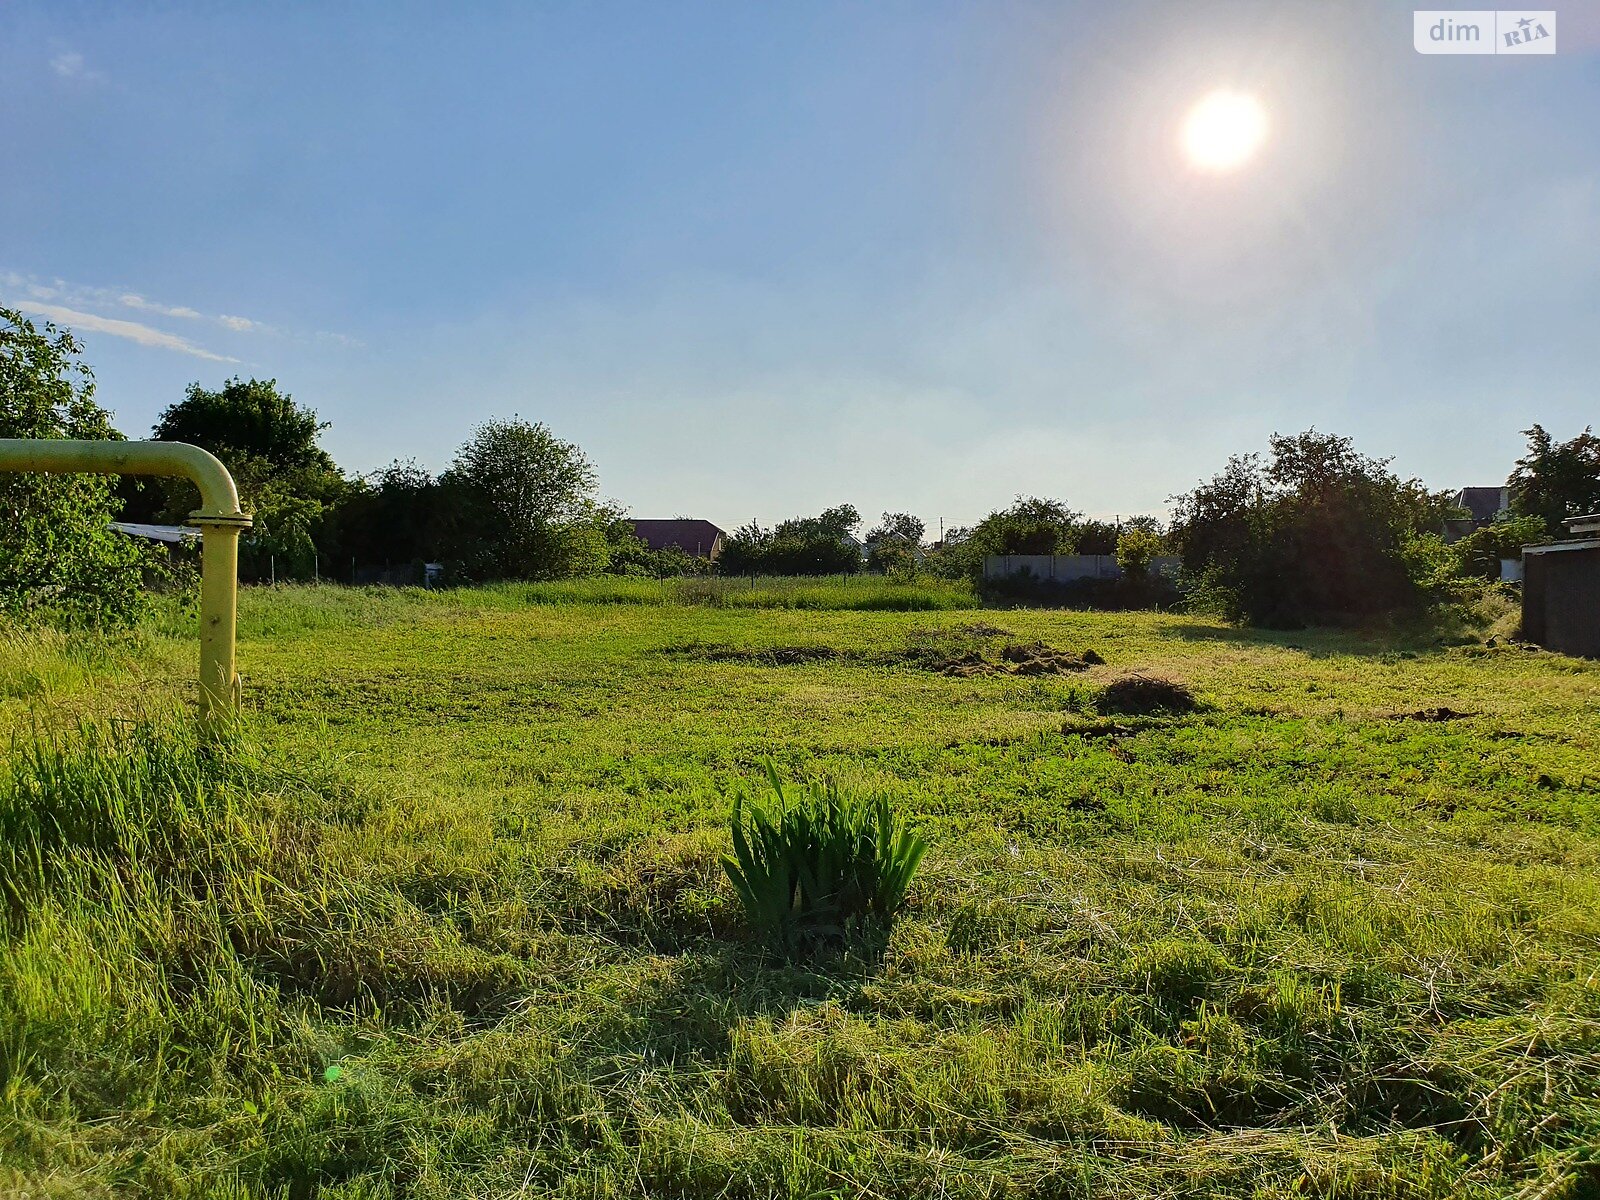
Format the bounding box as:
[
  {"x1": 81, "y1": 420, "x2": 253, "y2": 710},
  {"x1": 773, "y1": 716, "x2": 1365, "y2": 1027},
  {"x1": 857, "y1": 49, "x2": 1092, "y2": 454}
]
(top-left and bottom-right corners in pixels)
[{"x1": 3, "y1": 1, "x2": 1598, "y2": 530}]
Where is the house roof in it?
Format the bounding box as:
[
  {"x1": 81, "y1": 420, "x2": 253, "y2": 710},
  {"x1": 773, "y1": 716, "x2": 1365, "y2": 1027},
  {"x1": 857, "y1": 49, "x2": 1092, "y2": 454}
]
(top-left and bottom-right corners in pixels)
[
  {"x1": 1564, "y1": 512, "x2": 1600, "y2": 535},
  {"x1": 630, "y1": 519, "x2": 726, "y2": 555},
  {"x1": 1454, "y1": 487, "x2": 1508, "y2": 523},
  {"x1": 111, "y1": 521, "x2": 199, "y2": 544},
  {"x1": 1524, "y1": 539, "x2": 1600, "y2": 556}
]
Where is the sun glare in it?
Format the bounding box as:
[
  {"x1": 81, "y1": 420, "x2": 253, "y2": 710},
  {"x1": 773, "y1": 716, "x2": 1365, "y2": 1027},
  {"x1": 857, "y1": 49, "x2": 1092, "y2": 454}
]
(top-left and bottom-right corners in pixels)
[{"x1": 1180, "y1": 90, "x2": 1267, "y2": 172}]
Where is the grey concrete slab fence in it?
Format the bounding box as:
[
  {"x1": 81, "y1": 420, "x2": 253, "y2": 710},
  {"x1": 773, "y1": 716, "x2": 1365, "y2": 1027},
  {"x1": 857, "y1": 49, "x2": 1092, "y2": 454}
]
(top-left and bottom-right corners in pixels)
[{"x1": 982, "y1": 554, "x2": 1182, "y2": 581}]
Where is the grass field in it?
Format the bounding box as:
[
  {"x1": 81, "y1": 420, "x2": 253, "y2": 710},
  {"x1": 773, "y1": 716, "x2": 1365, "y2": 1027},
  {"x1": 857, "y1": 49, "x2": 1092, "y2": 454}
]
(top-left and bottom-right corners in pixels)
[{"x1": 3, "y1": 582, "x2": 1599, "y2": 1198}]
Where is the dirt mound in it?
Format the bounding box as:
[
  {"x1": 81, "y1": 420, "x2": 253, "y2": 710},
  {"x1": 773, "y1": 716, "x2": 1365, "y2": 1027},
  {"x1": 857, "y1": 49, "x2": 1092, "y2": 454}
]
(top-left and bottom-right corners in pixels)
[
  {"x1": 664, "y1": 642, "x2": 838, "y2": 665},
  {"x1": 898, "y1": 626, "x2": 1105, "y2": 677},
  {"x1": 1095, "y1": 672, "x2": 1199, "y2": 716},
  {"x1": 998, "y1": 642, "x2": 1100, "y2": 675},
  {"x1": 1392, "y1": 707, "x2": 1474, "y2": 722}
]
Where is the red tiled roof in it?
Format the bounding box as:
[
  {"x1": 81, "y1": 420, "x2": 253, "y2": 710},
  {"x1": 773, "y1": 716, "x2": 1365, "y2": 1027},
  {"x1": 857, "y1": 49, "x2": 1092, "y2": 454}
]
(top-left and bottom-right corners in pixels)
[{"x1": 630, "y1": 519, "x2": 726, "y2": 557}]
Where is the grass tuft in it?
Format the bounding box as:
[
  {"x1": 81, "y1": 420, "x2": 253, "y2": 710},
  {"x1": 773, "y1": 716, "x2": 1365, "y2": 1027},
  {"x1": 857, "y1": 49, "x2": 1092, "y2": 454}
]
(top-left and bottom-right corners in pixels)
[{"x1": 722, "y1": 765, "x2": 927, "y2": 953}]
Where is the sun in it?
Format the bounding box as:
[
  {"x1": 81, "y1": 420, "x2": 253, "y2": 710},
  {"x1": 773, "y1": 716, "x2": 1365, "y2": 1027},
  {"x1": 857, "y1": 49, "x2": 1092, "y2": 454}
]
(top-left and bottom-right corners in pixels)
[{"x1": 1180, "y1": 90, "x2": 1267, "y2": 172}]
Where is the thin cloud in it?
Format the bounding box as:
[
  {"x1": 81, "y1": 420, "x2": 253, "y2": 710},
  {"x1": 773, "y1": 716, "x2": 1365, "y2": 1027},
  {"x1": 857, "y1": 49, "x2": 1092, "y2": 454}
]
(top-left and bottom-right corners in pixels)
[
  {"x1": 50, "y1": 51, "x2": 102, "y2": 82},
  {"x1": 4, "y1": 268, "x2": 355, "y2": 348},
  {"x1": 14, "y1": 301, "x2": 238, "y2": 363},
  {"x1": 120, "y1": 293, "x2": 203, "y2": 320}
]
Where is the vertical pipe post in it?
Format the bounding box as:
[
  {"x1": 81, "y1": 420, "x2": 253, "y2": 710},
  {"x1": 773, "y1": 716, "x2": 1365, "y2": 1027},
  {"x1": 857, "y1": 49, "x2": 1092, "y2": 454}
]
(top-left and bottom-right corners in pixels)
[{"x1": 193, "y1": 513, "x2": 250, "y2": 724}]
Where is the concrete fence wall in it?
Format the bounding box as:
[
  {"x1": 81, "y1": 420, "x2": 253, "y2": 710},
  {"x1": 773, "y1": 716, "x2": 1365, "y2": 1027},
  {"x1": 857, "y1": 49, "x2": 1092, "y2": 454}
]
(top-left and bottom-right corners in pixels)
[{"x1": 982, "y1": 554, "x2": 1181, "y2": 582}]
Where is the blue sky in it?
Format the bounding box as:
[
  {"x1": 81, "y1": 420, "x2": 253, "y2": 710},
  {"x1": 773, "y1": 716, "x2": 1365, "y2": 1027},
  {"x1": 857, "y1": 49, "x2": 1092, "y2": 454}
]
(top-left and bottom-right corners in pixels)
[{"x1": 4, "y1": 1, "x2": 1597, "y2": 529}]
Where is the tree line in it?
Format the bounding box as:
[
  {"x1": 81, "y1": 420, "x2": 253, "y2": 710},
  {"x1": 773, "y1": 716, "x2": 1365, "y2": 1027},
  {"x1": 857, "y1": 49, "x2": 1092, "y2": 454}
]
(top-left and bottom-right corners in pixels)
[{"x1": 5, "y1": 305, "x2": 1599, "y2": 630}]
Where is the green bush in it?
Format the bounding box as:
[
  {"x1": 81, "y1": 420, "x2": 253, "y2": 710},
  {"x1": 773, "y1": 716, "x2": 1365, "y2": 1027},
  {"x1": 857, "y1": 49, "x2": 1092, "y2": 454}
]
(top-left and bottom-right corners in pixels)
[
  {"x1": 722, "y1": 765, "x2": 927, "y2": 953},
  {"x1": 1169, "y1": 431, "x2": 1457, "y2": 627},
  {"x1": 1452, "y1": 514, "x2": 1549, "y2": 579},
  {"x1": 0, "y1": 307, "x2": 159, "y2": 627}
]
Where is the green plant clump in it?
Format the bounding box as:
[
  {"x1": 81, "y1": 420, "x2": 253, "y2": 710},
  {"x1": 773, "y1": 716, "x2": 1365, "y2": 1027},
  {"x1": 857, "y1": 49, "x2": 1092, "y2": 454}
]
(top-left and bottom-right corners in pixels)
[{"x1": 722, "y1": 765, "x2": 927, "y2": 952}]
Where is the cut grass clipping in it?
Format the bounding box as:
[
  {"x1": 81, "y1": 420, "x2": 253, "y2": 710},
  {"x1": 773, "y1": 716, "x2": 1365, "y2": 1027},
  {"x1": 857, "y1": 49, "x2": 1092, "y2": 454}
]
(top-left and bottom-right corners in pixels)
[{"x1": 722, "y1": 765, "x2": 927, "y2": 954}]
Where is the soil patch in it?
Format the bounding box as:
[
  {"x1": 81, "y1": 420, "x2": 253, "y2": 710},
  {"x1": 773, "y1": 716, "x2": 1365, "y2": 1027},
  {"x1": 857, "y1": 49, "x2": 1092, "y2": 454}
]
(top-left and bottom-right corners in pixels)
[
  {"x1": 1392, "y1": 707, "x2": 1475, "y2": 723},
  {"x1": 896, "y1": 626, "x2": 1104, "y2": 677},
  {"x1": 1096, "y1": 673, "x2": 1200, "y2": 716},
  {"x1": 663, "y1": 642, "x2": 839, "y2": 666}
]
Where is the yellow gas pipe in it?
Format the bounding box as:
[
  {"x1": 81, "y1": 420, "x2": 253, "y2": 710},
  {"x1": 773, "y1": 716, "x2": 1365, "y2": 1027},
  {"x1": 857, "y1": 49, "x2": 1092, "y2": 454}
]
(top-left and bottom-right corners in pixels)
[{"x1": 0, "y1": 439, "x2": 251, "y2": 727}]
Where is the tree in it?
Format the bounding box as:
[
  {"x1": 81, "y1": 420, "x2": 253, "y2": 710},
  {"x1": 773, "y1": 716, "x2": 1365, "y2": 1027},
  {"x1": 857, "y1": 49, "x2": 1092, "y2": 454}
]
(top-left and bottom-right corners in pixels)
[
  {"x1": 0, "y1": 307, "x2": 155, "y2": 626},
  {"x1": 718, "y1": 520, "x2": 775, "y2": 576},
  {"x1": 866, "y1": 512, "x2": 924, "y2": 545},
  {"x1": 1169, "y1": 430, "x2": 1446, "y2": 627},
  {"x1": 331, "y1": 460, "x2": 446, "y2": 572},
  {"x1": 153, "y1": 377, "x2": 336, "y2": 473},
  {"x1": 127, "y1": 377, "x2": 348, "y2": 580},
  {"x1": 923, "y1": 497, "x2": 1081, "y2": 581},
  {"x1": 440, "y1": 419, "x2": 611, "y2": 580},
  {"x1": 1508, "y1": 424, "x2": 1600, "y2": 536},
  {"x1": 970, "y1": 496, "x2": 1081, "y2": 556},
  {"x1": 716, "y1": 506, "x2": 863, "y2": 576},
  {"x1": 1115, "y1": 527, "x2": 1165, "y2": 579},
  {"x1": 865, "y1": 511, "x2": 924, "y2": 574},
  {"x1": 1073, "y1": 520, "x2": 1120, "y2": 556}
]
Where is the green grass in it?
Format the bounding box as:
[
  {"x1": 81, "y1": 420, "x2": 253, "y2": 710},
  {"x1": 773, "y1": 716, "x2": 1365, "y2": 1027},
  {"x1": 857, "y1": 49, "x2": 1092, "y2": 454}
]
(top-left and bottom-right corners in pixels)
[{"x1": 2, "y1": 585, "x2": 1599, "y2": 1197}]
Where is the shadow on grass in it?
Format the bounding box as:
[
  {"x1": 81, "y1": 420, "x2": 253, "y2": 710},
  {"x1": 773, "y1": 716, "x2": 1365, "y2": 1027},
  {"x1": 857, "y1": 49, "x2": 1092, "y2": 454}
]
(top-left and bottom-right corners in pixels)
[
  {"x1": 569, "y1": 937, "x2": 887, "y2": 1064},
  {"x1": 1161, "y1": 621, "x2": 1463, "y2": 660}
]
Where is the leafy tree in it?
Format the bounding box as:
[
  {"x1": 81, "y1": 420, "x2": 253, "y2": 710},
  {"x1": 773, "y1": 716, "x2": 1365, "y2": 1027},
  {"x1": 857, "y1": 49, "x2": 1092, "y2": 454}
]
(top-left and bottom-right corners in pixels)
[
  {"x1": 1508, "y1": 424, "x2": 1600, "y2": 536},
  {"x1": 1169, "y1": 431, "x2": 1446, "y2": 627},
  {"x1": 153, "y1": 377, "x2": 336, "y2": 473},
  {"x1": 605, "y1": 535, "x2": 710, "y2": 578},
  {"x1": 1115, "y1": 527, "x2": 1165, "y2": 579},
  {"x1": 330, "y1": 460, "x2": 446, "y2": 574},
  {"x1": 717, "y1": 506, "x2": 863, "y2": 576},
  {"x1": 923, "y1": 497, "x2": 1082, "y2": 581},
  {"x1": 0, "y1": 307, "x2": 156, "y2": 626},
  {"x1": 439, "y1": 419, "x2": 611, "y2": 580},
  {"x1": 865, "y1": 511, "x2": 924, "y2": 573},
  {"x1": 1073, "y1": 520, "x2": 1120, "y2": 556},
  {"x1": 718, "y1": 520, "x2": 775, "y2": 576},
  {"x1": 970, "y1": 496, "x2": 1081, "y2": 556},
  {"x1": 866, "y1": 512, "x2": 924, "y2": 545},
  {"x1": 126, "y1": 377, "x2": 349, "y2": 580}
]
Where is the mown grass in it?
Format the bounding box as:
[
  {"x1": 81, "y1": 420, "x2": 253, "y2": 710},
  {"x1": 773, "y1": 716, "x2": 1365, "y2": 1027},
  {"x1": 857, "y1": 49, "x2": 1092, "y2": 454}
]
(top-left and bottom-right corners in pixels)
[{"x1": 2, "y1": 585, "x2": 1598, "y2": 1198}]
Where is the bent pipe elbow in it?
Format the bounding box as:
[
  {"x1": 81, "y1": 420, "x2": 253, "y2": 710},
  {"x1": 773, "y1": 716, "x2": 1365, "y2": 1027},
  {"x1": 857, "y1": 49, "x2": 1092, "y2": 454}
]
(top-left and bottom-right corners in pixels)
[{"x1": 0, "y1": 439, "x2": 246, "y2": 521}]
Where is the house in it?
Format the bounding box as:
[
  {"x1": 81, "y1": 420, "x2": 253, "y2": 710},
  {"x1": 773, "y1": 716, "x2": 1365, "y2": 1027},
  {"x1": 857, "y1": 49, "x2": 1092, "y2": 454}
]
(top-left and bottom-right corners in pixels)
[
  {"x1": 1444, "y1": 486, "x2": 1511, "y2": 543},
  {"x1": 630, "y1": 519, "x2": 726, "y2": 560},
  {"x1": 1521, "y1": 514, "x2": 1600, "y2": 658}
]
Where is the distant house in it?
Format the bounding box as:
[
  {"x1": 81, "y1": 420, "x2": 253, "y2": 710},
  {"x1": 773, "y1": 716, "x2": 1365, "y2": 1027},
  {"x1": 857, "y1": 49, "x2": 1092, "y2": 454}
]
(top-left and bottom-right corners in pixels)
[
  {"x1": 1522, "y1": 514, "x2": 1600, "y2": 658},
  {"x1": 1444, "y1": 486, "x2": 1510, "y2": 543},
  {"x1": 630, "y1": 519, "x2": 726, "y2": 560}
]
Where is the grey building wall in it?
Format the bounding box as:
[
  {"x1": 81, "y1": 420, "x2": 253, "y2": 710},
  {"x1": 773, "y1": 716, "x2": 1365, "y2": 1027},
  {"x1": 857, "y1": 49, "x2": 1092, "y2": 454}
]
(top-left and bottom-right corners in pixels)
[{"x1": 1523, "y1": 542, "x2": 1600, "y2": 658}]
